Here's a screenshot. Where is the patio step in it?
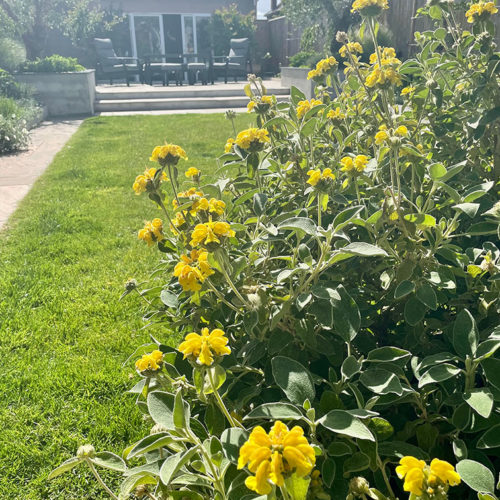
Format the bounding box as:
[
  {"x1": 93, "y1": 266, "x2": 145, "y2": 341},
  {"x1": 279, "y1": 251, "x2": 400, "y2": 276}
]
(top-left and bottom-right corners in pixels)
[{"x1": 95, "y1": 94, "x2": 289, "y2": 113}]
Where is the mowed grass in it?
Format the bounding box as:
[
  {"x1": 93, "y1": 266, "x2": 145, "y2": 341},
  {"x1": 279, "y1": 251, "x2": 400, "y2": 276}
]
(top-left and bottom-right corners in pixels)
[{"x1": 0, "y1": 113, "x2": 252, "y2": 499}]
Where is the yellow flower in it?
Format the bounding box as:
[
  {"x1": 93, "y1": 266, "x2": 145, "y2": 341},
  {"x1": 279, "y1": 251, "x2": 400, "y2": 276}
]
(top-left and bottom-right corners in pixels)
[
  {"x1": 466, "y1": 1, "x2": 498, "y2": 22},
  {"x1": 297, "y1": 99, "x2": 322, "y2": 119},
  {"x1": 225, "y1": 137, "x2": 235, "y2": 153},
  {"x1": 235, "y1": 128, "x2": 270, "y2": 151},
  {"x1": 178, "y1": 327, "x2": 231, "y2": 366},
  {"x1": 307, "y1": 168, "x2": 335, "y2": 186},
  {"x1": 428, "y1": 459, "x2": 461, "y2": 488},
  {"x1": 190, "y1": 220, "x2": 235, "y2": 247},
  {"x1": 238, "y1": 421, "x2": 316, "y2": 496},
  {"x1": 339, "y1": 42, "x2": 363, "y2": 58},
  {"x1": 369, "y1": 47, "x2": 400, "y2": 66},
  {"x1": 247, "y1": 100, "x2": 256, "y2": 112},
  {"x1": 395, "y1": 125, "x2": 408, "y2": 137},
  {"x1": 396, "y1": 457, "x2": 461, "y2": 497},
  {"x1": 170, "y1": 211, "x2": 186, "y2": 229},
  {"x1": 327, "y1": 107, "x2": 346, "y2": 121},
  {"x1": 208, "y1": 198, "x2": 226, "y2": 216},
  {"x1": 135, "y1": 350, "x2": 163, "y2": 372},
  {"x1": 138, "y1": 218, "x2": 164, "y2": 246},
  {"x1": 351, "y1": 0, "x2": 389, "y2": 15},
  {"x1": 150, "y1": 143, "x2": 188, "y2": 165},
  {"x1": 307, "y1": 56, "x2": 338, "y2": 80},
  {"x1": 375, "y1": 129, "x2": 389, "y2": 145},
  {"x1": 340, "y1": 157, "x2": 354, "y2": 172},
  {"x1": 173, "y1": 249, "x2": 214, "y2": 291},
  {"x1": 185, "y1": 167, "x2": 200, "y2": 178},
  {"x1": 365, "y1": 67, "x2": 402, "y2": 88},
  {"x1": 133, "y1": 167, "x2": 168, "y2": 195},
  {"x1": 261, "y1": 95, "x2": 273, "y2": 105},
  {"x1": 354, "y1": 155, "x2": 369, "y2": 172},
  {"x1": 396, "y1": 456, "x2": 426, "y2": 495},
  {"x1": 401, "y1": 86, "x2": 415, "y2": 96}
]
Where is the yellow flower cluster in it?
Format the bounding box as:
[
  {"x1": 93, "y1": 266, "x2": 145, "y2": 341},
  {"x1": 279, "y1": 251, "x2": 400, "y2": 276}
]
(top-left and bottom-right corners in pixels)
[
  {"x1": 135, "y1": 350, "x2": 163, "y2": 372},
  {"x1": 466, "y1": 1, "x2": 498, "y2": 22},
  {"x1": 173, "y1": 249, "x2": 214, "y2": 291},
  {"x1": 185, "y1": 167, "x2": 200, "y2": 178},
  {"x1": 374, "y1": 124, "x2": 408, "y2": 145},
  {"x1": 150, "y1": 143, "x2": 188, "y2": 165},
  {"x1": 190, "y1": 220, "x2": 235, "y2": 247},
  {"x1": 224, "y1": 137, "x2": 235, "y2": 153},
  {"x1": 341, "y1": 155, "x2": 369, "y2": 173},
  {"x1": 247, "y1": 95, "x2": 273, "y2": 113},
  {"x1": 327, "y1": 107, "x2": 346, "y2": 122},
  {"x1": 307, "y1": 168, "x2": 336, "y2": 186},
  {"x1": 339, "y1": 42, "x2": 363, "y2": 58},
  {"x1": 173, "y1": 188, "x2": 225, "y2": 217},
  {"x1": 366, "y1": 66, "x2": 402, "y2": 88},
  {"x1": 369, "y1": 47, "x2": 401, "y2": 66},
  {"x1": 133, "y1": 167, "x2": 168, "y2": 195},
  {"x1": 396, "y1": 456, "x2": 460, "y2": 496},
  {"x1": 235, "y1": 128, "x2": 270, "y2": 151},
  {"x1": 351, "y1": 0, "x2": 389, "y2": 15},
  {"x1": 238, "y1": 421, "x2": 316, "y2": 495},
  {"x1": 307, "y1": 56, "x2": 338, "y2": 80},
  {"x1": 297, "y1": 99, "x2": 322, "y2": 119},
  {"x1": 138, "y1": 218, "x2": 164, "y2": 246},
  {"x1": 178, "y1": 327, "x2": 231, "y2": 366},
  {"x1": 401, "y1": 86, "x2": 416, "y2": 96}
]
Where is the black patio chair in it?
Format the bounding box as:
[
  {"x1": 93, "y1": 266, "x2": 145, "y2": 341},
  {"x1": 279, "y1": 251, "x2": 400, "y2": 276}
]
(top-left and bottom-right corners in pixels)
[
  {"x1": 212, "y1": 38, "x2": 252, "y2": 84},
  {"x1": 93, "y1": 38, "x2": 142, "y2": 86},
  {"x1": 184, "y1": 52, "x2": 212, "y2": 85},
  {"x1": 144, "y1": 54, "x2": 183, "y2": 86}
]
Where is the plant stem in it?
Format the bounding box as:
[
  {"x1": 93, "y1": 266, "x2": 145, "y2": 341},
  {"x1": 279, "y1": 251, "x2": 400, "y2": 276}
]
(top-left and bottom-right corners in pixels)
[
  {"x1": 206, "y1": 279, "x2": 241, "y2": 313},
  {"x1": 377, "y1": 457, "x2": 396, "y2": 500},
  {"x1": 85, "y1": 459, "x2": 119, "y2": 500},
  {"x1": 208, "y1": 368, "x2": 244, "y2": 429}
]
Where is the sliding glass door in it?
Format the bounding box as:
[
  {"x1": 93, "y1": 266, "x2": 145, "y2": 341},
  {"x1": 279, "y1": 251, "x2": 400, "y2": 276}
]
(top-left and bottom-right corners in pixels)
[{"x1": 130, "y1": 15, "x2": 164, "y2": 59}]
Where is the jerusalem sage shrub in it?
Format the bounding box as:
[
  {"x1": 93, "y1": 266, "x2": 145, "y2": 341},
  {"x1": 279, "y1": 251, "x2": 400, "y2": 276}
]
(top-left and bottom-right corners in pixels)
[{"x1": 51, "y1": 0, "x2": 500, "y2": 499}]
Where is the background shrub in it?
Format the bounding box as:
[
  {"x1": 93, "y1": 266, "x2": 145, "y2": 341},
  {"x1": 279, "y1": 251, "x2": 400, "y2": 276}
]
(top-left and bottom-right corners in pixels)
[
  {"x1": 18, "y1": 55, "x2": 85, "y2": 73},
  {"x1": 0, "y1": 113, "x2": 28, "y2": 154},
  {"x1": 0, "y1": 37, "x2": 26, "y2": 72},
  {"x1": 289, "y1": 50, "x2": 324, "y2": 68}
]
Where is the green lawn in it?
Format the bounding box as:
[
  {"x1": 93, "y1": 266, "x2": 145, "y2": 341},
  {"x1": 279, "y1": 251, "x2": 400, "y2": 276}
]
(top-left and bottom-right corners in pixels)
[{"x1": 0, "y1": 113, "x2": 252, "y2": 499}]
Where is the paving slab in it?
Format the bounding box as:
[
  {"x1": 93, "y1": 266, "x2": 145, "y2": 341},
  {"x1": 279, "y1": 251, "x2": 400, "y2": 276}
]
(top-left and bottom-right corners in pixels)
[{"x1": 0, "y1": 118, "x2": 82, "y2": 230}]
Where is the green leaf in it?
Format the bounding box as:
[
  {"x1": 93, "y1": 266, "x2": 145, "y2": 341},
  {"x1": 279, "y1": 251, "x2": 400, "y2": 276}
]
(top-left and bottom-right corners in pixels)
[
  {"x1": 147, "y1": 391, "x2": 175, "y2": 430},
  {"x1": 359, "y1": 368, "x2": 404, "y2": 395},
  {"x1": 394, "y1": 280, "x2": 415, "y2": 299},
  {"x1": 290, "y1": 85, "x2": 306, "y2": 105},
  {"x1": 367, "y1": 347, "x2": 411, "y2": 363},
  {"x1": 320, "y1": 410, "x2": 375, "y2": 441},
  {"x1": 429, "y1": 162, "x2": 447, "y2": 179},
  {"x1": 245, "y1": 403, "x2": 304, "y2": 420},
  {"x1": 343, "y1": 452, "x2": 370, "y2": 474},
  {"x1": 90, "y1": 452, "x2": 126, "y2": 472},
  {"x1": 272, "y1": 356, "x2": 315, "y2": 405},
  {"x1": 284, "y1": 473, "x2": 310, "y2": 500},
  {"x1": 477, "y1": 423, "x2": 500, "y2": 449},
  {"x1": 47, "y1": 457, "x2": 82, "y2": 480},
  {"x1": 468, "y1": 222, "x2": 498, "y2": 236},
  {"x1": 221, "y1": 428, "x2": 248, "y2": 463},
  {"x1": 278, "y1": 217, "x2": 317, "y2": 236},
  {"x1": 453, "y1": 439, "x2": 468, "y2": 460},
  {"x1": 378, "y1": 441, "x2": 429, "y2": 460},
  {"x1": 404, "y1": 296, "x2": 427, "y2": 326},
  {"x1": 322, "y1": 458, "x2": 336, "y2": 488},
  {"x1": 160, "y1": 289, "x2": 178, "y2": 308},
  {"x1": 404, "y1": 213, "x2": 437, "y2": 227},
  {"x1": 453, "y1": 203, "x2": 480, "y2": 218},
  {"x1": 456, "y1": 460, "x2": 495, "y2": 494},
  {"x1": 464, "y1": 389, "x2": 494, "y2": 418},
  {"x1": 341, "y1": 355, "x2": 362, "y2": 379},
  {"x1": 481, "y1": 358, "x2": 500, "y2": 390},
  {"x1": 416, "y1": 283, "x2": 438, "y2": 310},
  {"x1": 330, "y1": 285, "x2": 361, "y2": 342},
  {"x1": 173, "y1": 391, "x2": 189, "y2": 429},
  {"x1": 342, "y1": 242, "x2": 388, "y2": 257},
  {"x1": 333, "y1": 205, "x2": 364, "y2": 231},
  {"x1": 159, "y1": 448, "x2": 198, "y2": 486},
  {"x1": 453, "y1": 309, "x2": 478, "y2": 358},
  {"x1": 126, "y1": 433, "x2": 183, "y2": 460},
  {"x1": 253, "y1": 193, "x2": 268, "y2": 216},
  {"x1": 300, "y1": 117, "x2": 318, "y2": 137},
  {"x1": 418, "y1": 364, "x2": 461, "y2": 388}
]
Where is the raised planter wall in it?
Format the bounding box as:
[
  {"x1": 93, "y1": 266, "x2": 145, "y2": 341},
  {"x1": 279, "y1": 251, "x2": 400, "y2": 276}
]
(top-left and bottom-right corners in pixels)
[
  {"x1": 280, "y1": 67, "x2": 315, "y2": 99},
  {"x1": 15, "y1": 70, "x2": 95, "y2": 117}
]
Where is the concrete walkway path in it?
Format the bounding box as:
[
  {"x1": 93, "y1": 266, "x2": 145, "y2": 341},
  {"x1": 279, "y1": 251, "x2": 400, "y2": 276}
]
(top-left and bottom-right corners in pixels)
[{"x1": 0, "y1": 118, "x2": 82, "y2": 230}]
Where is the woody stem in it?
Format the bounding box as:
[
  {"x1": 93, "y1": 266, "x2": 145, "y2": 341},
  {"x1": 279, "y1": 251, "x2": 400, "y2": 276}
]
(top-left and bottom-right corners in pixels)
[{"x1": 207, "y1": 368, "x2": 244, "y2": 429}]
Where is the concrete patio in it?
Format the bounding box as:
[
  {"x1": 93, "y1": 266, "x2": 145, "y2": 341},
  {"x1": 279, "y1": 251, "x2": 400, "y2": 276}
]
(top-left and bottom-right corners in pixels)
[{"x1": 95, "y1": 78, "x2": 290, "y2": 115}]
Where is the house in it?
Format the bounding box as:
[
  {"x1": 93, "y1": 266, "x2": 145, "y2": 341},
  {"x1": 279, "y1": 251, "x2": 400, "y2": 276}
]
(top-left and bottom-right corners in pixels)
[{"x1": 101, "y1": 0, "x2": 256, "y2": 59}]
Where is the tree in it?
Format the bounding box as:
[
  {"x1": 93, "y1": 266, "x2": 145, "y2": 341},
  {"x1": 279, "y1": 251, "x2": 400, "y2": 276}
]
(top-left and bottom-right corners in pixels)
[
  {"x1": 0, "y1": 0, "x2": 120, "y2": 60},
  {"x1": 282, "y1": 0, "x2": 357, "y2": 53}
]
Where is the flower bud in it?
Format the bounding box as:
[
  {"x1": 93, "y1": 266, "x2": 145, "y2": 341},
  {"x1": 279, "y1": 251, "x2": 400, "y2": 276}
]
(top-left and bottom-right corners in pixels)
[
  {"x1": 336, "y1": 31, "x2": 349, "y2": 44},
  {"x1": 124, "y1": 278, "x2": 137, "y2": 291},
  {"x1": 349, "y1": 476, "x2": 371, "y2": 496},
  {"x1": 150, "y1": 423, "x2": 169, "y2": 434},
  {"x1": 77, "y1": 444, "x2": 95, "y2": 458}
]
